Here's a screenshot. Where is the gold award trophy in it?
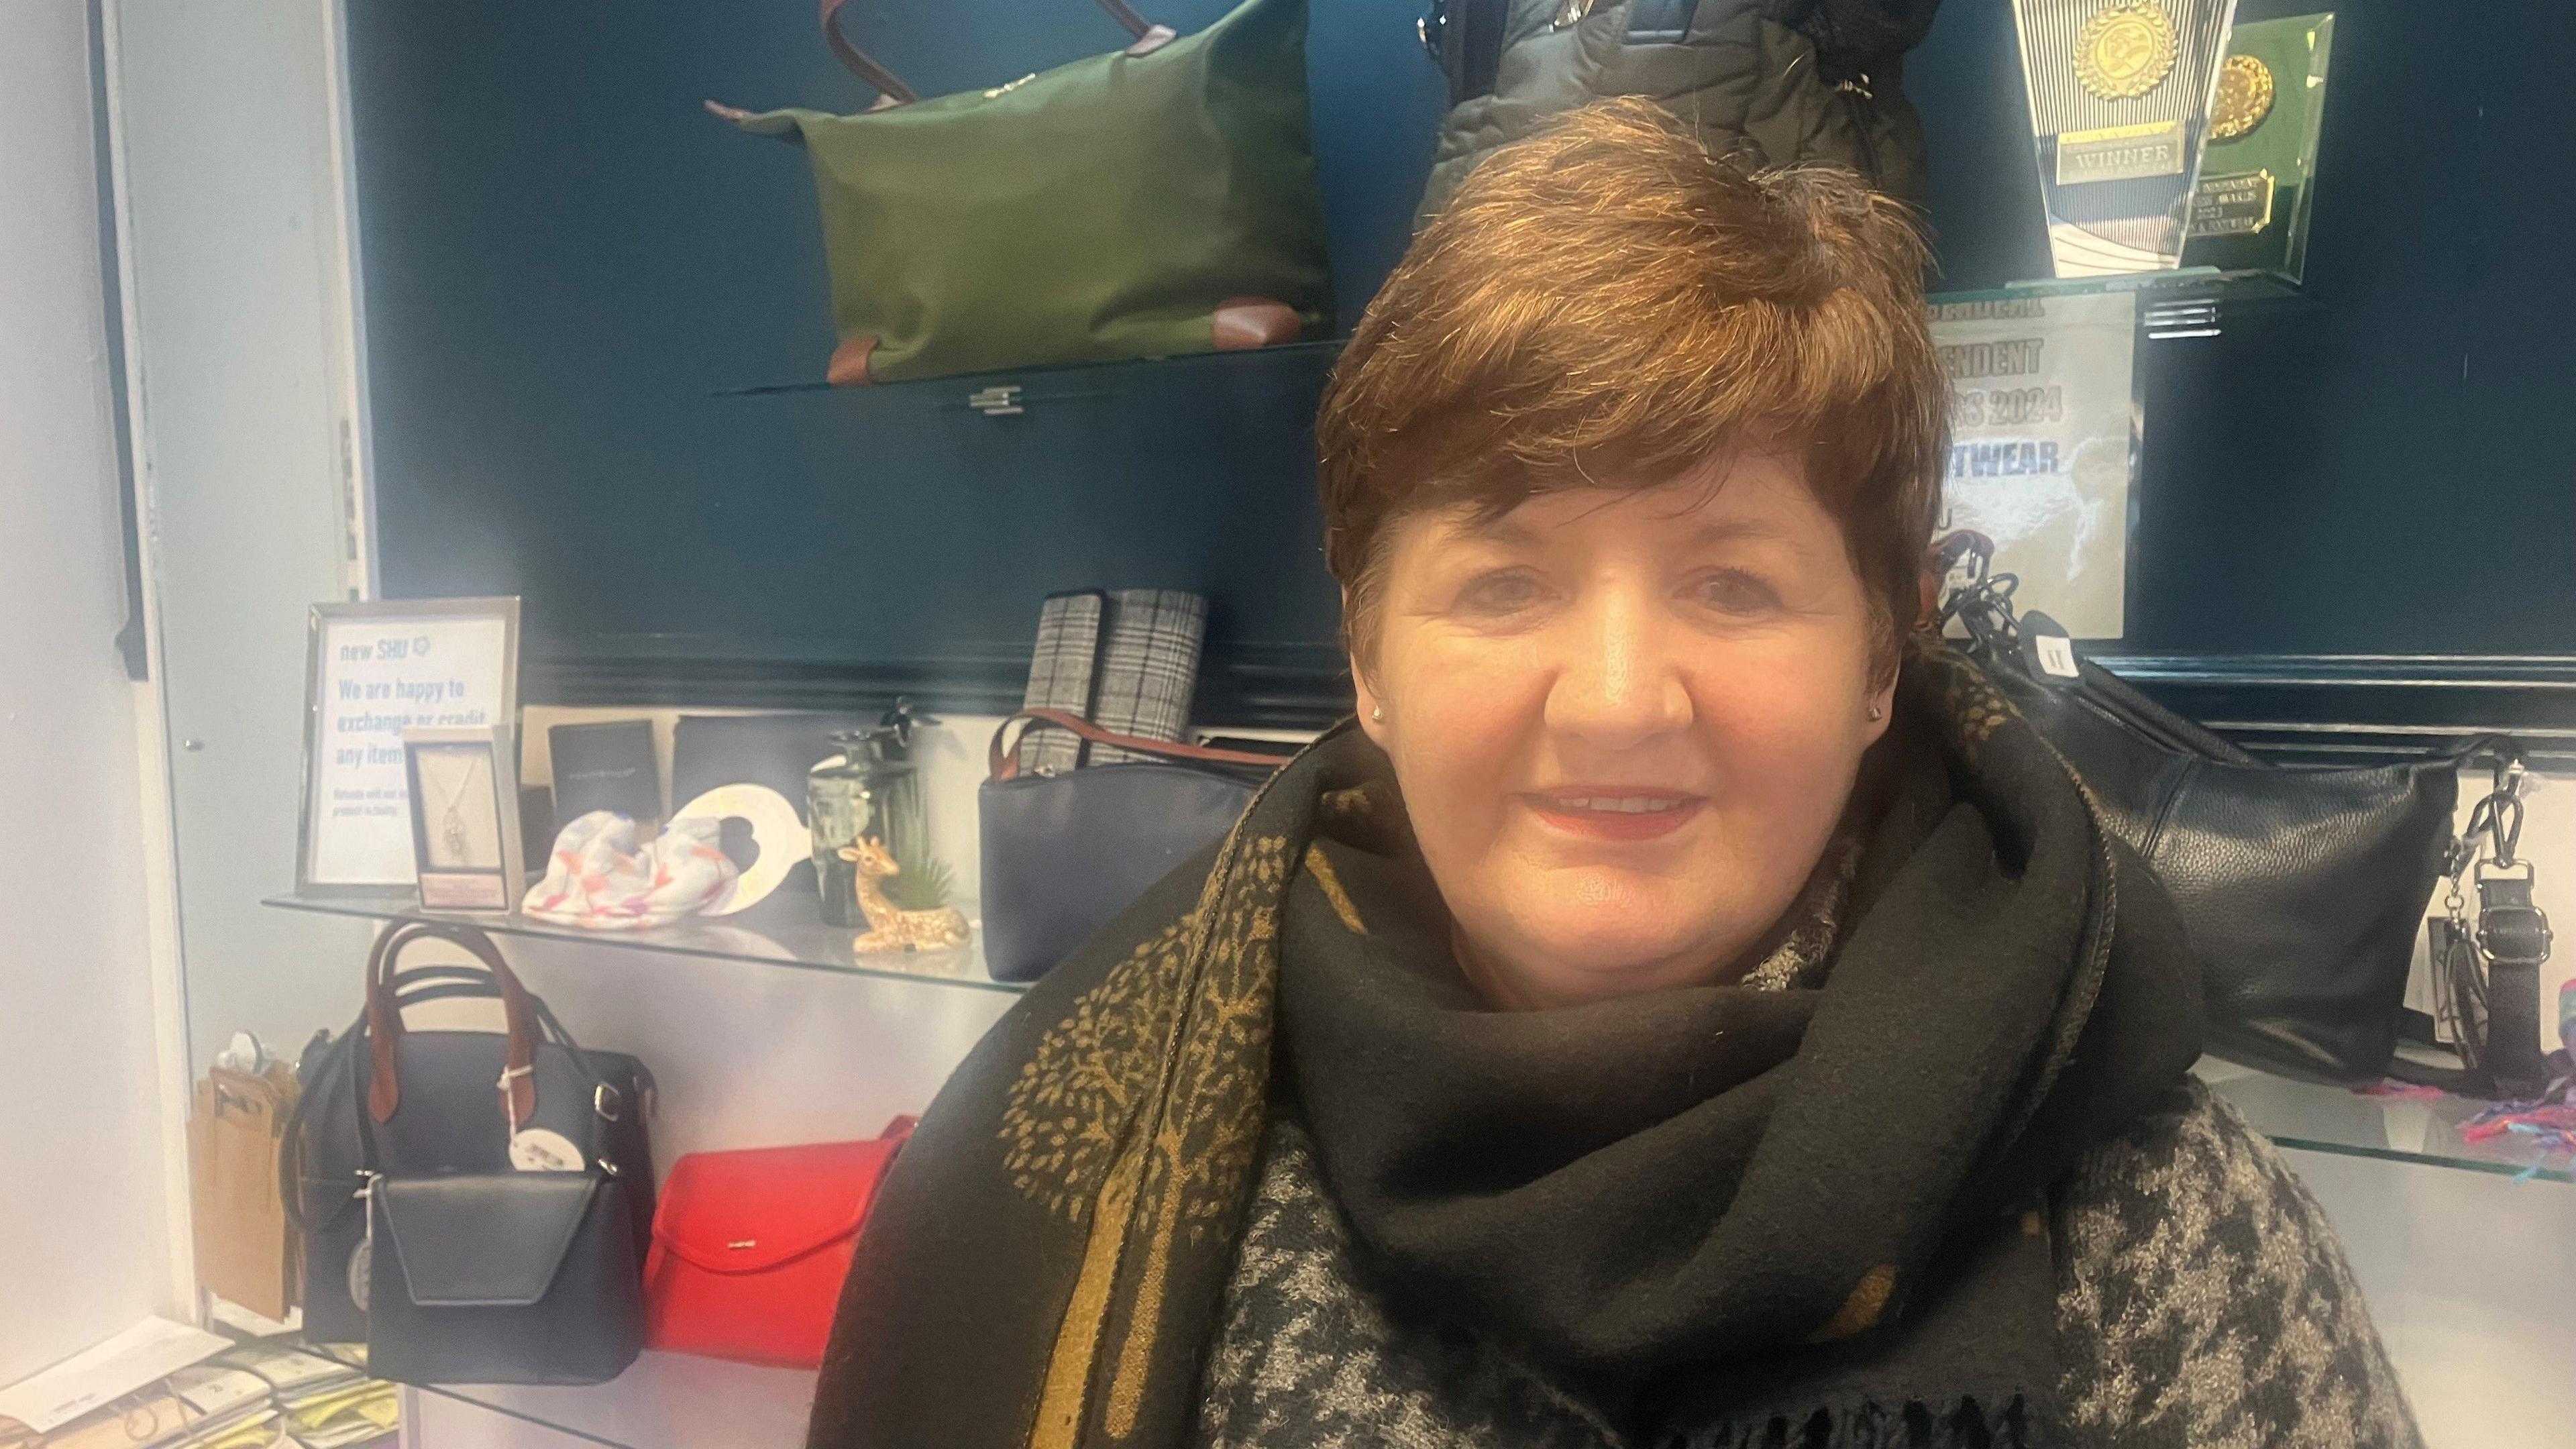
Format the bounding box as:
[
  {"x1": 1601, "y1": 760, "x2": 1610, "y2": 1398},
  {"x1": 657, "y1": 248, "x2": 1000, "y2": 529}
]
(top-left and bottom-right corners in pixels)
[
  {"x1": 2012, "y1": 0, "x2": 2240, "y2": 276},
  {"x1": 2183, "y1": 14, "x2": 2335, "y2": 280}
]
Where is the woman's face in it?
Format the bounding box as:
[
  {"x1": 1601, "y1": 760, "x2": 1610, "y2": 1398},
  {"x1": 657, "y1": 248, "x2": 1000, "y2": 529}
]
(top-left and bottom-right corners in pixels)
[{"x1": 1354, "y1": 454, "x2": 1895, "y2": 1009}]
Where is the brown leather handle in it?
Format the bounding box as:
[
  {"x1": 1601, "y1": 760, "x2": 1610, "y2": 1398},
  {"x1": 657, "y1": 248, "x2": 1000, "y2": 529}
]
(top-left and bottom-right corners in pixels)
[
  {"x1": 820, "y1": 0, "x2": 919, "y2": 105},
  {"x1": 989, "y1": 708, "x2": 1289, "y2": 782},
  {"x1": 366, "y1": 921, "x2": 544, "y2": 1128},
  {"x1": 818, "y1": 0, "x2": 1172, "y2": 107},
  {"x1": 1089, "y1": 0, "x2": 1161, "y2": 40}
]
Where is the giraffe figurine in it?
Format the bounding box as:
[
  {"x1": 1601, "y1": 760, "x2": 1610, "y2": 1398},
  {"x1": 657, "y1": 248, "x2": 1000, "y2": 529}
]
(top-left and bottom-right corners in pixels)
[{"x1": 839, "y1": 836, "x2": 971, "y2": 953}]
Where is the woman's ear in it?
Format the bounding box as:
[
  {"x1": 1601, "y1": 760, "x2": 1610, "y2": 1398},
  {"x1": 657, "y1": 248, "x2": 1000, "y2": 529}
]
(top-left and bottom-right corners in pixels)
[
  {"x1": 1350, "y1": 588, "x2": 1391, "y2": 742},
  {"x1": 1353, "y1": 657, "x2": 1389, "y2": 745},
  {"x1": 1344, "y1": 584, "x2": 1391, "y2": 745},
  {"x1": 1863, "y1": 678, "x2": 1896, "y2": 745}
]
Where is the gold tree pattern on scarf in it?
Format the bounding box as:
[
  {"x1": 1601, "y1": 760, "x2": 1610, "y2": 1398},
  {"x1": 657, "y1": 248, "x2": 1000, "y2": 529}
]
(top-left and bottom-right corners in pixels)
[
  {"x1": 1098, "y1": 835, "x2": 1286, "y2": 1432},
  {"x1": 1134, "y1": 835, "x2": 1283, "y2": 1244},
  {"x1": 1001, "y1": 833, "x2": 1291, "y2": 1442},
  {"x1": 1917, "y1": 639, "x2": 2017, "y2": 753},
  {"x1": 1000, "y1": 916, "x2": 1197, "y2": 1219},
  {"x1": 1913, "y1": 636, "x2": 2119, "y2": 828}
]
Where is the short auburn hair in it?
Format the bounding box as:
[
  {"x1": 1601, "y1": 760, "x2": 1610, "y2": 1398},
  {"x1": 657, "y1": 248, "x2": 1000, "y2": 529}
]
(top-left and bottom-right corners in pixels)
[{"x1": 1318, "y1": 98, "x2": 1947, "y2": 677}]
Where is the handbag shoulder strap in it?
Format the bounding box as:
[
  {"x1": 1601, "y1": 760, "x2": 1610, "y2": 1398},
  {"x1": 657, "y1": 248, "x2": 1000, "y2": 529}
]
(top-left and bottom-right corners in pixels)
[
  {"x1": 988, "y1": 708, "x2": 1288, "y2": 782},
  {"x1": 819, "y1": 0, "x2": 1176, "y2": 109},
  {"x1": 1937, "y1": 568, "x2": 2258, "y2": 765},
  {"x1": 1420, "y1": 0, "x2": 1511, "y2": 106},
  {"x1": 279, "y1": 1008, "x2": 370, "y2": 1234},
  {"x1": 820, "y1": 0, "x2": 919, "y2": 106},
  {"x1": 2391, "y1": 738, "x2": 2550, "y2": 1096}
]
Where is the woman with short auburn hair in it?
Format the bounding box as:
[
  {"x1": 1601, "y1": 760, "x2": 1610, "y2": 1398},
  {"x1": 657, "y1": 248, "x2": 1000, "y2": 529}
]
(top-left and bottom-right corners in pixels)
[{"x1": 810, "y1": 99, "x2": 2418, "y2": 1449}]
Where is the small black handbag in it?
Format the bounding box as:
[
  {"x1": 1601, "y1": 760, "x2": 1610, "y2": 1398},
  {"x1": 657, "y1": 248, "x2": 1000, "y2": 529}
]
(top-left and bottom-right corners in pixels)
[
  {"x1": 1946, "y1": 584, "x2": 2460, "y2": 1085},
  {"x1": 2402, "y1": 750, "x2": 2557, "y2": 1098},
  {"x1": 365, "y1": 1165, "x2": 644, "y2": 1386},
  {"x1": 979, "y1": 709, "x2": 1283, "y2": 982},
  {"x1": 284, "y1": 921, "x2": 654, "y2": 1380}
]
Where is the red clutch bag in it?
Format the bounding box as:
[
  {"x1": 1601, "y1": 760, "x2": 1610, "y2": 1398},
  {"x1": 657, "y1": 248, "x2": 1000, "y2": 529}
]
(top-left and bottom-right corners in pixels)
[{"x1": 642, "y1": 1117, "x2": 917, "y2": 1368}]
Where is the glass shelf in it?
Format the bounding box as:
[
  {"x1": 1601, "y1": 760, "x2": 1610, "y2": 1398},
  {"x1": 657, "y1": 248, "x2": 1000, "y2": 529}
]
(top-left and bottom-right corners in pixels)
[
  {"x1": 274, "y1": 1073, "x2": 2561, "y2": 1449},
  {"x1": 1929, "y1": 266, "x2": 2308, "y2": 309},
  {"x1": 714, "y1": 272, "x2": 2308, "y2": 405},
  {"x1": 710, "y1": 337, "x2": 1346, "y2": 399},
  {"x1": 268, "y1": 888, "x2": 2565, "y2": 1177},
  {"x1": 1930, "y1": 267, "x2": 2318, "y2": 337},
  {"x1": 306, "y1": 1347, "x2": 812, "y2": 1449},
  {"x1": 264, "y1": 891, "x2": 1028, "y2": 996},
  {"x1": 2199, "y1": 1061, "x2": 2575, "y2": 1185}
]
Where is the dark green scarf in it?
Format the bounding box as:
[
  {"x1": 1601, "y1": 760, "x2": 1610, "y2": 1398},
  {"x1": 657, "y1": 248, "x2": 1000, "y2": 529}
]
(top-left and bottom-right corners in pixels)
[{"x1": 808, "y1": 643, "x2": 2202, "y2": 1449}]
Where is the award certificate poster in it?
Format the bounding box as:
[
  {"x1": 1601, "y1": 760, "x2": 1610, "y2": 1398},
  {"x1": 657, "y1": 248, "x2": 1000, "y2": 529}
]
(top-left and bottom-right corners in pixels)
[
  {"x1": 1930, "y1": 290, "x2": 2138, "y2": 639},
  {"x1": 304, "y1": 600, "x2": 517, "y2": 888}
]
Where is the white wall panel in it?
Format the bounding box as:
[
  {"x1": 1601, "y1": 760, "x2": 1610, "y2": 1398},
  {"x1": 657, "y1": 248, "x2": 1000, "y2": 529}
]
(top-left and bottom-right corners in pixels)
[{"x1": 0, "y1": 0, "x2": 175, "y2": 1385}]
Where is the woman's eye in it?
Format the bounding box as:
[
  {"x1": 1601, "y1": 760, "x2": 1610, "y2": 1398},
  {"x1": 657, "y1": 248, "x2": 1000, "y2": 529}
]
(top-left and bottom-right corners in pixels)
[
  {"x1": 1690, "y1": 568, "x2": 1782, "y2": 615},
  {"x1": 1452, "y1": 569, "x2": 1548, "y2": 617}
]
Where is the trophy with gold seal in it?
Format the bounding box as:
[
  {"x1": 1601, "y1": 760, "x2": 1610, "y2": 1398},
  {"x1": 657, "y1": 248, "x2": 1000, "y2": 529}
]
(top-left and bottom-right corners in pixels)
[
  {"x1": 2183, "y1": 13, "x2": 2335, "y2": 280},
  {"x1": 2010, "y1": 0, "x2": 2241, "y2": 276}
]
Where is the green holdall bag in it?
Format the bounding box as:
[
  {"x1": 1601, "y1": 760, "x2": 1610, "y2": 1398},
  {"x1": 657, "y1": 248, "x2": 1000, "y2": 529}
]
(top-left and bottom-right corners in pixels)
[{"x1": 712, "y1": 0, "x2": 1334, "y2": 386}]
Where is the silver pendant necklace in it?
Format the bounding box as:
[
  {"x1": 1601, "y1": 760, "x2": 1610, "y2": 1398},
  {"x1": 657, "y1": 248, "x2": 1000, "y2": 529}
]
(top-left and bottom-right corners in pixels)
[{"x1": 432, "y1": 753, "x2": 486, "y2": 861}]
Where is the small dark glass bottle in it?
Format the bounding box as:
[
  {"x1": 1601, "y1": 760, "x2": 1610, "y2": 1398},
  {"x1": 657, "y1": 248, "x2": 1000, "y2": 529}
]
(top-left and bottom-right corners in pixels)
[
  {"x1": 806, "y1": 735, "x2": 874, "y2": 927},
  {"x1": 805, "y1": 699, "x2": 932, "y2": 926}
]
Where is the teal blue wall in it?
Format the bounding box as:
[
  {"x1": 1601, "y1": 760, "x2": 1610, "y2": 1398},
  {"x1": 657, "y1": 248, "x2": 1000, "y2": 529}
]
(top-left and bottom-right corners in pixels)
[
  {"x1": 354, "y1": 0, "x2": 1439, "y2": 720},
  {"x1": 355, "y1": 0, "x2": 2574, "y2": 737},
  {"x1": 1913, "y1": 0, "x2": 2576, "y2": 663}
]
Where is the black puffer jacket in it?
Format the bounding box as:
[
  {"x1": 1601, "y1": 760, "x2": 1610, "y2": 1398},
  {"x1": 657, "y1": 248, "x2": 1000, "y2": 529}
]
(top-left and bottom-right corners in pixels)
[{"x1": 1417, "y1": 0, "x2": 1945, "y2": 223}]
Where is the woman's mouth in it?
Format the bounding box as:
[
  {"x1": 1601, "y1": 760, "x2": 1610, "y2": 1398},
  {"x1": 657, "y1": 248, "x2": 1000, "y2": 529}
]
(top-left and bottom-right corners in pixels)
[{"x1": 1521, "y1": 790, "x2": 1706, "y2": 841}]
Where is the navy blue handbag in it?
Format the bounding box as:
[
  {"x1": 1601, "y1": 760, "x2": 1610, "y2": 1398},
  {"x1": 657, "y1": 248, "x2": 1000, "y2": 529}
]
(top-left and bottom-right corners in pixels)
[
  {"x1": 978, "y1": 710, "x2": 1283, "y2": 982},
  {"x1": 284, "y1": 922, "x2": 655, "y2": 1371}
]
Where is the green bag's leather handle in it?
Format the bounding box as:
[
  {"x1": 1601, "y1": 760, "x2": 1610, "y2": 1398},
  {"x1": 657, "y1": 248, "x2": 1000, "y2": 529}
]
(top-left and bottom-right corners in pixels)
[
  {"x1": 819, "y1": 0, "x2": 1177, "y2": 108},
  {"x1": 820, "y1": 0, "x2": 918, "y2": 105}
]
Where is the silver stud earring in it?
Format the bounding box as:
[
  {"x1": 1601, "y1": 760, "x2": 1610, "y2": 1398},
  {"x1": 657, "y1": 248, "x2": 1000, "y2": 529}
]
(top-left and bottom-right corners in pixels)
[
  {"x1": 1371, "y1": 705, "x2": 1385, "y2": 722},
  {"x1": 1867, "y1": 703, "x2": 1886, "y2": 722}
]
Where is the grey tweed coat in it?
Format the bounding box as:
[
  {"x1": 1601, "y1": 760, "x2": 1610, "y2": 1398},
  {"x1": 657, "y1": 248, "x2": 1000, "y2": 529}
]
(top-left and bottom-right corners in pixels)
[
  {"x1": 1187, "y1": 786, "x2": 2419, "y2": 1449},
  {"x1": 1189, "y1": 1083, "x2": 2422, "y2": 1449}
]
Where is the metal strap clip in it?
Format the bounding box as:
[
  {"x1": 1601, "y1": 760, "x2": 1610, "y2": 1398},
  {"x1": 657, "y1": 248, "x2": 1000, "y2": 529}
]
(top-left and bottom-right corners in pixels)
[{"x1": 968, "y1": 385, "x2": 1024, "y2": 417}]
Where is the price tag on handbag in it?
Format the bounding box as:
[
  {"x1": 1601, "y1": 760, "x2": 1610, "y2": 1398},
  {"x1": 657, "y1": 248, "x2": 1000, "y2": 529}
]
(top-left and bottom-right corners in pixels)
[
  {"x1": 510, "y1": 1128, "x2": 585, "y2": 1172},
  {"x1": 2019, "y1": 610, "x2": 2083, "y2": 687}
]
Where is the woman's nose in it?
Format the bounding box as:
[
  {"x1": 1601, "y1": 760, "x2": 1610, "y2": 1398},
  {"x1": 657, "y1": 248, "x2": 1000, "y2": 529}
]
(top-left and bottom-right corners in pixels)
[{"x1": 1541, "y1": 586, "x2": 1692, "y2": 750}]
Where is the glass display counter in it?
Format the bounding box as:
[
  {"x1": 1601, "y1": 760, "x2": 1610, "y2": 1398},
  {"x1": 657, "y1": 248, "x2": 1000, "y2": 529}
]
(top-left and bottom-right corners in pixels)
[{"x1": 266, "y1": 893, "x2": 1022, "y2": 996}]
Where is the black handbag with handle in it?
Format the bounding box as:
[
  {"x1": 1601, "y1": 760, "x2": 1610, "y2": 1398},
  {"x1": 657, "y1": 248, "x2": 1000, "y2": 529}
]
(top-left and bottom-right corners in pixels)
[
  {"x1": 2402, "y1": 749, "x2": 2556, "y2": 1099},
  {"x1": 979, "y1": 709, "x2": 1285, "y2": 982},
  {"x1": 1945, "y1": 581, "x2": 2461, "y2": 1085},
  {"x1": 284, "y1": 921, "x2": 654, "y2": 1379},
  {"x1": 364, "y1": 1163, "x2": 645, "y2": 1386}
]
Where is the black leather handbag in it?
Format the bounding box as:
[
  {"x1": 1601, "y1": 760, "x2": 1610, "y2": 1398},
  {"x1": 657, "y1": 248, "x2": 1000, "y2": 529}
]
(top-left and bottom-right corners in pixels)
[
  {"x1": 1947, "y1": 586, "x2": 2459, "y2": 1085},
  {"x1": 979, "y1": 709, "x2": 1283, "y2": 982},
  {"x1": 284, "y1": 921, "x2": 655, "y2": 1378}
]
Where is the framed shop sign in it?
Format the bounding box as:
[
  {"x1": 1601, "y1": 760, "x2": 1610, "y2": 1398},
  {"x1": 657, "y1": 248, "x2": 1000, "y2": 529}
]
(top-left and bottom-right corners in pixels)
[
  {"x1": 1929, "y1": 290, "x2": 2139, "y2": 641},
  {"x1": 297, "y1": 597, "x2": 520, "y2": 896}
]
